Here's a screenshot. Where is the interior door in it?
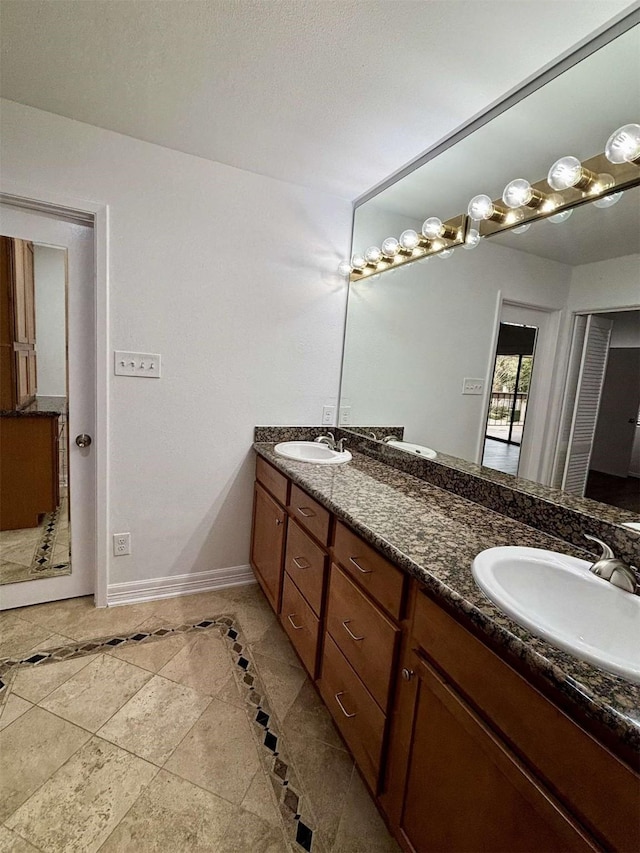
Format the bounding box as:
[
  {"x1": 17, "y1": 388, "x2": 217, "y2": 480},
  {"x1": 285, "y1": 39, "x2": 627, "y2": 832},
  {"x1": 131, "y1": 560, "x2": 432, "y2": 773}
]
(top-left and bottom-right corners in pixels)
[
  {"x1": 562, "y1": 315, "x2": 613, "y2": 496},
  {"x1": 0, "y1": 205, "x2": 95, "y2": 608},
  {"x1": 589, "y1": 347, "x2": 640, "y2": 478}
]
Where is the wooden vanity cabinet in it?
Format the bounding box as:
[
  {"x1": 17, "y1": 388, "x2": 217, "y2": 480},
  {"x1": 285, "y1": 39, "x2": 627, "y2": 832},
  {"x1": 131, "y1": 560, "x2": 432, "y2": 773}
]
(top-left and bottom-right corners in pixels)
[{"x1": 250, "y1": 461, "x2": 289, "y2": 612}]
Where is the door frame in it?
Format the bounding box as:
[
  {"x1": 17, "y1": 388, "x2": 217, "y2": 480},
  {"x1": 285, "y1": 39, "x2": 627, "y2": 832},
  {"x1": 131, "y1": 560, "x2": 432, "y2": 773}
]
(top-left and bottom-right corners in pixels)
[
  {"x1": 1, "y1": 180, "x2": 109, "y2": 607},
  {"x1": 478, "y1": 295, "x2": 563, "y2": 483}
]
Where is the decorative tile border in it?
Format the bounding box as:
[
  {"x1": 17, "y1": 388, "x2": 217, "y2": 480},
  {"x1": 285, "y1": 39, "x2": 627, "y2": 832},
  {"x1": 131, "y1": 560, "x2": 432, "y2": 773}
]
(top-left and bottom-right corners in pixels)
[
  {"x1": 30, "y1": 502, "x2": 69, "y2": 576},
  {"x1": 0, "y1": 614, "x2": 319, "y2": 852}
]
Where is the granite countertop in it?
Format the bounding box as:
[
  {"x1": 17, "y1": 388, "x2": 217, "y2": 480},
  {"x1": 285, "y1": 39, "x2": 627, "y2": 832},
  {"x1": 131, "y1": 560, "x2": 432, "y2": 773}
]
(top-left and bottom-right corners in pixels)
[
  {"x1": 0, "y1": 396, "x2": 67, "y2": 417},
  {"x1": 254, "y1": 442, "x2": 640, "y2": 757}
]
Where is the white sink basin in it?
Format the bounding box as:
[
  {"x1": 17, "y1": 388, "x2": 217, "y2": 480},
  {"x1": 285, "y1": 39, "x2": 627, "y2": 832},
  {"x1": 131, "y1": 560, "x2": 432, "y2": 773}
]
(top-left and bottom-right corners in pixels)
[
  {"x1": 274, "y1": 441, "x2": 352, "y2": 465},
  {"x1": 387, "y1": 440, "x2": 436, "y2": 459},
  {"x1": 472, "y1": 546, "x2": 640, "y2": 683}
]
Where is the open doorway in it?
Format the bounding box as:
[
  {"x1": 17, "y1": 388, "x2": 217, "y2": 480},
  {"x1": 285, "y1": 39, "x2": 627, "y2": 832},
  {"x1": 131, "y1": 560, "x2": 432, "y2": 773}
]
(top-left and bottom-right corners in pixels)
[{"x1": 482, "y1": 322, "x2": 537, "y2": 476}]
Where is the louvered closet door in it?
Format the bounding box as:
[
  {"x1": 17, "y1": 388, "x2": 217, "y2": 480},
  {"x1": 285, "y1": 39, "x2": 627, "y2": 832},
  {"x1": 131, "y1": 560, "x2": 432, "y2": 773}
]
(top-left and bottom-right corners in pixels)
[{"x1": 561, "y1": 315, "x2": 613, "y2": 495}]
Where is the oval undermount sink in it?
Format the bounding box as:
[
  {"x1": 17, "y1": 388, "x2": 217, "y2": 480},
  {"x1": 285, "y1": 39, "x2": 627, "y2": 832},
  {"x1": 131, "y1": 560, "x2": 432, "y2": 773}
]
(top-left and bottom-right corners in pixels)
[
  {"x1": 387, "y1": 440, "x2": 436, "y2": 459},
  {"x1": 472, "y1": 546, "x2": 640, "y2": 683},
  {"x1": 274, "y1": 441, "x2": 352, "y2": 465}
]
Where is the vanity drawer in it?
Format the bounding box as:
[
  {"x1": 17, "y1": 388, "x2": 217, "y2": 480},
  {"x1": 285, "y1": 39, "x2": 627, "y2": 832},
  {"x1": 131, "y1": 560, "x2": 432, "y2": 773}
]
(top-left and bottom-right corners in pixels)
[
  {"x1": 256, "y1": 456, "x2": 289, "y2": 506},
  {"x1": 333, "y1": 521, "x2": 405, "y2": 620},
  {"x1": 284, "y1": 520, "x2": 327, "y2": 616},
  {"x1": 319, "y1": 633, "x2": 386, "y2": 793},
  {"x1": 289, "y1": 484, "x2": 330, "y2": 545},
  {"x1": 327, "y1": 563, "x2": 400, "y2": 712},
  {"x1": 412, "y1": 588, "x2": 640, "y2": 853},
  {"x1": 280, "y1": 572, "x2": 320, "y2": 677}
]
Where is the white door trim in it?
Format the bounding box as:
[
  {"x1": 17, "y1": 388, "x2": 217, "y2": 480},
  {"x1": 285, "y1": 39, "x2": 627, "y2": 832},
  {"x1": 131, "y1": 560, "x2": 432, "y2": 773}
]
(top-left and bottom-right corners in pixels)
[{"x1": 1, "y1": 180, "x2": 110, "y2": 607}]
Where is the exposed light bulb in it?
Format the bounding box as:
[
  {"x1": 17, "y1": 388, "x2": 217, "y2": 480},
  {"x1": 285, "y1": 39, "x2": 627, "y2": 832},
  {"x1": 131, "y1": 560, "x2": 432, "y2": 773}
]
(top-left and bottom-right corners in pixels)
[
  {"x1": 502, "y1": 179, "x2": 534, "y2": 209},
  {"x1": 351, "y1": 253, "x2": 366, "y2": 270},
  {"x1": 463, "y1": 229, "x2": 480, "y2": 250},
  {"x1": 422, "y1": 217, "x2": 445, "y2": 239},
  {"x1": 438, "y1": 248, "x2": 454, "y2": 259},
  {"x1": 548, "y1": 209, "x2": 573, "y2": 223},
  {"x1": 605, "y1": 124, "x2": 640, "y2": 165},
  {"x1": 512, "y1": 223, "x2": 532, "y2": 234},
  {"x1": 381, "y1": 237, "x2": 400, "y2": 257},
  {"x1": 399, "y1": 229, "x2": 421, "y2": 250},
  {"x1": 468, "y1": 194, "x2": 503, "y2": 222},
  {"x1": 364, "y1": 246, "x2": 382, "y2": 264},
  {"x1": 593, "y1": 191, "x2": 623, "y2": 209},
  {"x1": 337, "y1": 260, "x2": 352, "y2": 277},
  {"x1": 547, "y1": 156, "x2": 597, "y2": 191}
]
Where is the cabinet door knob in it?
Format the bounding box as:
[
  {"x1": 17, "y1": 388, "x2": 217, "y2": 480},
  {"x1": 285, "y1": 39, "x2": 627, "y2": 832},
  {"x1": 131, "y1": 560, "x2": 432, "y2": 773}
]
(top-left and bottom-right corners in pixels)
[
  {"x1": 275, "y1": 518, "x2": 283, "y2": 526},
  {"x1": 402, "y1": 668, "x2": 415, "y2": 681}
]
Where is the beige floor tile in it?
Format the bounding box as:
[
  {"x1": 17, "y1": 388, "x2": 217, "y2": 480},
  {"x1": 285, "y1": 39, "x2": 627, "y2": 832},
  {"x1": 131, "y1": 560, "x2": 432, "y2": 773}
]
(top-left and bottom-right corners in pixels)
[
  {"x1": 253, "y1": 651, "x2": 306, "y2": 722},
  {"x1": 241, "y1": 767, "x2": 282, "y2": 826},
  {"x1": 6, "y1": 737, "x2": 158, "y2": 853},
  {"x1": 12, "y1": 655, "x2": 95, "y2": 704},
  {"x1": 0, "y1": 542, "x2": 35, "y2": 568},
  {"x1": 10, "y1": 595, "x2": 94, "y2": 629},
  {"x1": 166, "y1": 698, "x2": 260, "y2": 804},
  {"x1": 158, "y1": 632, "x2": 233, "y2": 695},
  {"x1": 0, "y1": 526, "x2": 42, "y2": 549},
  {"x1": 332, "y1": 770, "x2": 400, "y2": 853},
  {"x1": 217, "y1": 672, "x2": 245, "y2": 708},
  {"x1": 98, "y1": 674, "x2": 210, "y2": 765},
  {"x1": 234, "y1": 600, "x2": 278, "y2": 643},
  {"x1": 217, "y1": 807, "x2": 289, "y2": 853},
  {"x1": 0, "y1": 825, "x2": 40, "y2": 853},
  {"x1": 0, "y1": 692, "x2": 32, "y2": 731},
  {"x1": 52, "y1": 543, "x2": 70, "y2": 564},
  {"x1": 40, "y1": 654, "x2": 152, "y2": 731},
  {"x1": 107, "y1": 632, "x2": 191, "y2": 672},
  {"x1": 284, "y1": 727, "x2": 354, "y2": 849},
  {"x1": 283, "y1": 679, "x2": 346, "y2": 751},
  {"x1": 98, "y1": 769, "x2": 237, "y2": 852},
  {"x1": 0, "y1": 705, "x2": 90, "y2": 822},
  {"x1": 0, "y1": 614, "x2": 56, "y2": 660},
  {"x1": 0, "y1": 562, "x2": 35, "y2": 585},
  {"x1": 27, "y1": 631, "x2": 76, "y2": 651},
  {"x1": 11, "y1": 596, "x2": 150, "y2": 642},
  {"x1": 251, "y1": 619, "x2": 305, "y2": 669}
]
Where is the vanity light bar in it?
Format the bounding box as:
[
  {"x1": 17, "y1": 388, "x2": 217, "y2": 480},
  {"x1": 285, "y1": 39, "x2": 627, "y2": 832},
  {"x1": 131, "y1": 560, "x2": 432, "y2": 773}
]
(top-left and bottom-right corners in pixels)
[
  {"x1": 347, "y1": 214, "x2": 468, "y2": 281},
  {"x1": 340, "y1": 124, "x2": 640, "y2": 280}
]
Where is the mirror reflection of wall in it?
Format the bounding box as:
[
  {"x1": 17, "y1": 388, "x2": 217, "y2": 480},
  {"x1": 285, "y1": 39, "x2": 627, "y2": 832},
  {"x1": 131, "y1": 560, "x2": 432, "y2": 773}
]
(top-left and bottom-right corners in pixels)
[
  {"x1": 0, "y1": 238, "x2": 70, "y2": 585},
  {"x1": 339, "y1": 23, "x2": 640, "y2": 518}
]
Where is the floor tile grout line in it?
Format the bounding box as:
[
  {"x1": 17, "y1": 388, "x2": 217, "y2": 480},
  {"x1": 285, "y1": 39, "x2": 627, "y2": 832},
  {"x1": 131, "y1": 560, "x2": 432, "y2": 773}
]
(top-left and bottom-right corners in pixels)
[
  {"x1": 3, "y1": 821, "x2": 48, "y2": 853},
  {"x1": 11, "y1": 651, "x2": 98, "y2": 707},
  {"x1": 93, "y1": 762, "x2": 164, "y2": 853}
]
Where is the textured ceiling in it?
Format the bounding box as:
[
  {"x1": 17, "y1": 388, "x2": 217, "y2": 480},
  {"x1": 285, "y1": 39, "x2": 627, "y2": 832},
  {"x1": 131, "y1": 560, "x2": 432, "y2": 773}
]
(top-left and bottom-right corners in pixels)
[{"x1": 0, "y1": 0, "x2": 634, "y2": 200}]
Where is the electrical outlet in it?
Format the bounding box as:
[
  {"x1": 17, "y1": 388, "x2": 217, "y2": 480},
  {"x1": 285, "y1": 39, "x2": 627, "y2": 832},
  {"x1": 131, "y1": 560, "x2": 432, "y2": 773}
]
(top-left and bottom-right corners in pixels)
[
  {"x1": 113, "y1": 532, "x2": 131, "y2": 556},
  {"x1": 339, "y1": 406, "x2": 351, "y2": 425},
  {"x1": 322, "y1": 405, "x2": 335, "y2": 425},
  {"x1": 462, "y1": 378, "x2": 485, "y2": 395}
]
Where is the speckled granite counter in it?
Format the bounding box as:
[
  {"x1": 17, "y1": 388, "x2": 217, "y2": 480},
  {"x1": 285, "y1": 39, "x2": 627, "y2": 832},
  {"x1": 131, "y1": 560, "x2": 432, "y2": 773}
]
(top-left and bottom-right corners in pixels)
[
  {"x1": 253, "y1": 442, "x2": 640, "y2": 760},
  {"x1": 0, "y1": 396, "x2": 67, "y2": 417}
]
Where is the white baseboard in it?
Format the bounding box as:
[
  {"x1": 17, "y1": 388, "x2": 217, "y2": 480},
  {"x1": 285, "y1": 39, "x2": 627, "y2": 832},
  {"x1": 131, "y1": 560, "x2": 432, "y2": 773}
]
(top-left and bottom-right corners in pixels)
[{"x1": 107, "y1": 564, "x2": 256, "y2": 607}]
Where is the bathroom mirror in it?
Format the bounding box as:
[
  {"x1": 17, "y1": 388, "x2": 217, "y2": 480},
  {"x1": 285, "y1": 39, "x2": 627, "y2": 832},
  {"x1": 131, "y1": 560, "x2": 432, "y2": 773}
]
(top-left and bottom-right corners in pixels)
[
  {"x1": 339, "y1": 18, "x2": 640, "y2": 518},
  {"x1": 0, "y1": 238, "x2": 71, "y2": 584}
]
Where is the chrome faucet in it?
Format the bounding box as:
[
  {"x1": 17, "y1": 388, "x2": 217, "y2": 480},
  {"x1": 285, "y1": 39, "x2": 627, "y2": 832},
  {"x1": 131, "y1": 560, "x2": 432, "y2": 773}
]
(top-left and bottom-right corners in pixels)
[
  {"x1": 383, "y1": 434, "x2": 400, "y2": 443},
  {"x1": 584, "y1": 535, "x2": 638, "y2": 594},
  {"x1": 315, "y1": 432, "x2": 335, "y2": 449},
  {"x1": 314, "y1": 433, "x2": 348, "y2": 453}
]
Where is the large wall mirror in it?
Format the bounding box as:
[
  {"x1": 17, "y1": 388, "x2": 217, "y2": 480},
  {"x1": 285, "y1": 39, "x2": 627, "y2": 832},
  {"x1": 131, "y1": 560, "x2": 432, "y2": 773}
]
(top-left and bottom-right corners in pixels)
[
  {"x1": 339, "y1": 18, "x2": 640, "y2": 520},
  {"x1": 0, "y1": 237, "x2": 71, "y2": 585}
]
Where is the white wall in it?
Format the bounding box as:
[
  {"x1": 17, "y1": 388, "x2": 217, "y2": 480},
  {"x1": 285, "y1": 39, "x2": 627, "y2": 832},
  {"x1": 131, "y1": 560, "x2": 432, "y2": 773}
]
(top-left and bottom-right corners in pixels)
[
  {"x1": 1, "y1": 99, "x2": 351, "y2": 590},
  {"x1": 601, "y1": 309, "x2": 640, "y2": 349},
  {"x1": 33, "y1": 244, "x2": 67, "y2": 397},
  {"x1": 567, "y1": 253, "x2": 640, "y2": 314},
  {"x1": 341, "y1": 239, "x2": 571, "y2": 461}
]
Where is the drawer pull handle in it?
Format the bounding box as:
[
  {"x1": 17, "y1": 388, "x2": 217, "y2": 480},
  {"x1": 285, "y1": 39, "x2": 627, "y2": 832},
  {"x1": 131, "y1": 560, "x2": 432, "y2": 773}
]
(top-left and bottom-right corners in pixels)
[
  {"x1": 292, "y1": 556, "x2": 311, "y2": 570},
  {"x1": 275, "y1": 518, "x2": 283, "y2": 526},
  {"x1": 297, "y1": 506, "x2": 316, "y2": 519},
  {"x1": 335, "y1": 692, "x2": 357, "y2": 718},
  {"x1": 342, "y1": 620, "x2": 364, "y2": 642},
  {"x1": 349, "y1": 556, "x2": 372, "y2": 574},
  {"x1": 287, "y1": 614, "x2": 304, "y2": 630}
]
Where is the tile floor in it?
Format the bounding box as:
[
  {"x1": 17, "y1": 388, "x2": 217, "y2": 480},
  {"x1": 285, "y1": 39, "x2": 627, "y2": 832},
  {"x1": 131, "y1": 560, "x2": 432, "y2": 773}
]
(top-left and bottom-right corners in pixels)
[
  {"x1": 0, "y1": 497, "x2": 71, "y2": 586},
  {"x1": 0, "y1": 583, "x2": 400, "y2": 852}
]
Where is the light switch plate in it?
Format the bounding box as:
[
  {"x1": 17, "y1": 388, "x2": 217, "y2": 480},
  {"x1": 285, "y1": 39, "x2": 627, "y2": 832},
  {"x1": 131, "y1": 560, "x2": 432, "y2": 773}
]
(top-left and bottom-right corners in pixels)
[
  {"x1": 115, "y1": 351, "x2": 161, "y2": 378},
  {"x1": 462, "y1": 378, "x2": 484, "y2": 395}
]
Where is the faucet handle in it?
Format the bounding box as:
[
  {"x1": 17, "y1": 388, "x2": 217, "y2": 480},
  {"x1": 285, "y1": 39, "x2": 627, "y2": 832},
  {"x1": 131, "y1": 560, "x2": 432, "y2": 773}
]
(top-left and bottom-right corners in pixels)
[{"x1": 584, "y1": 534, "x2": 615, "y2": 560}]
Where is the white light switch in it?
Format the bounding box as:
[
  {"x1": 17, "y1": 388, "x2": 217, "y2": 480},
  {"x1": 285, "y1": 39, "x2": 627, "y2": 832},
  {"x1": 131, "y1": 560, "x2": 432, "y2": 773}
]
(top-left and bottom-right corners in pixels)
[
  {"x1": 462, "y1": 378, "x2": 484, "y2": 395},
  {"x1": 115, "y1": 351, "x2": 161, "y2": 378}
]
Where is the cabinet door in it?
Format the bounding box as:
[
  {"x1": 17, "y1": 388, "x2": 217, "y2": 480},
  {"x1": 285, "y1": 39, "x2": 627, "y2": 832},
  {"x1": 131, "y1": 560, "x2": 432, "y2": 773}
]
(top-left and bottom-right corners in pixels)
[
  {"x1": 250, "y1": 482, "x2": 286, "y2": 613},
  {"x1": 398, "y1": 650, "x2": 596, "y2": 853},
  {"x1": 23, "y1": 241, "x2": 36, "y2": 344},
  {"x1": 15, "y1": 349, "x2": 31, "y2": 408},
  {"x1": 12, "y1": 238, "x2": 28, "y2": 344}
]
